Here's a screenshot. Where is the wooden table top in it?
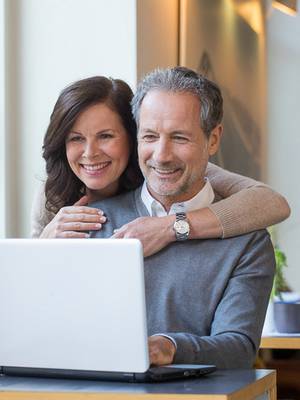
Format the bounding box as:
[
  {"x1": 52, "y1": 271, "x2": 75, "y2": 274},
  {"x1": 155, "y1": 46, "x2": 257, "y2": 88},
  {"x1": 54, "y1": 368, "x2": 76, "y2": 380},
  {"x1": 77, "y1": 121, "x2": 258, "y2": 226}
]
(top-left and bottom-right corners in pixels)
[{"x1": 260, "y1": 335, "x2": 300, "y2": 349}]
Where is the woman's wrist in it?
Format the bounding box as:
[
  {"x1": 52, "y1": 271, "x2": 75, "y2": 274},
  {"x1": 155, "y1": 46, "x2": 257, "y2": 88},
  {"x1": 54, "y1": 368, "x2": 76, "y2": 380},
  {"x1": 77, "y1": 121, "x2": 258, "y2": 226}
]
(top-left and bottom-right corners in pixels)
[{"x1": 186, "y1": 208, "x2": 223, "y2": 240}]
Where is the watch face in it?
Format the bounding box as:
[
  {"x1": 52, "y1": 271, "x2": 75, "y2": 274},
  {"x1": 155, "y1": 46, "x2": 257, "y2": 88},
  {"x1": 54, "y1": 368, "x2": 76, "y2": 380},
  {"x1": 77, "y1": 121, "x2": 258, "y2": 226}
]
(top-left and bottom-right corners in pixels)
[{"x1": 174, "y1": 220, "x2": 190, "y2": 235}]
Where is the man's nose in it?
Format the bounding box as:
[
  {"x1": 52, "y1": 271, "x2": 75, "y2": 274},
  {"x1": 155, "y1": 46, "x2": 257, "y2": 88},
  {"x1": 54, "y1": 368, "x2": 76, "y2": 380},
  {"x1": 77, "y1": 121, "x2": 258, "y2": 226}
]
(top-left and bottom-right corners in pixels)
[{"x1": 152, "y1": 138, "x2": 173, "y2": 164}]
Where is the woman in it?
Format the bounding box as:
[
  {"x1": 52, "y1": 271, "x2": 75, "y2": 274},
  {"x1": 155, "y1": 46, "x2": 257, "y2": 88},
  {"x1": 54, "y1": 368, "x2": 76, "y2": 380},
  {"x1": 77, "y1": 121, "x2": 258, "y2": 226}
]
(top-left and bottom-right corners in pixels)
[{"x1": 31, "y1": 76, "x2": 290, "y2": 256}]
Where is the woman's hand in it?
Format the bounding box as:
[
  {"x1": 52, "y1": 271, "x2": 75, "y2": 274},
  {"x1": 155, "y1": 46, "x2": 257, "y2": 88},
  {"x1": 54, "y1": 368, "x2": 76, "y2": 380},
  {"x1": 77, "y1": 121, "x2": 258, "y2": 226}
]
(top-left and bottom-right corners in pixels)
[
  {"x1": 111, "y1": 215, "x2": 176, "y2": 257},
  {"x1": 40, "y1": 195, "x2": 106, "y2": 238}
]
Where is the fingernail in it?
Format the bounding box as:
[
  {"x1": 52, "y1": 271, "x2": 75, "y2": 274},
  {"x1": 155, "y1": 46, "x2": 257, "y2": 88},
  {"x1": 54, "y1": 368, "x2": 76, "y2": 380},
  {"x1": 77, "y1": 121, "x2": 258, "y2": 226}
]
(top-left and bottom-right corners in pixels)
[
  {"x1": 84, "y1": 233, "x2": 90, "y2": 238},
  {"x1": 95, "y1": 223, "x2": 102, "y2": 229},
  {"x1": 98, "y1": 210, "x2": 104, "y2": 216},
  {"x1": 99, "y1": 216, "x2": 106, "y2": 223}
]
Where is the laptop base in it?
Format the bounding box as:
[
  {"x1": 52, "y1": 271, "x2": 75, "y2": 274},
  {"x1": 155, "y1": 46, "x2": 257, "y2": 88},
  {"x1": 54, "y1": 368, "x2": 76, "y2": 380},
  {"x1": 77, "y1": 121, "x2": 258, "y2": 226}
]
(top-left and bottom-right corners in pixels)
[{"x1": 1, "y1": 365, "x2": 216, "y2": 383}]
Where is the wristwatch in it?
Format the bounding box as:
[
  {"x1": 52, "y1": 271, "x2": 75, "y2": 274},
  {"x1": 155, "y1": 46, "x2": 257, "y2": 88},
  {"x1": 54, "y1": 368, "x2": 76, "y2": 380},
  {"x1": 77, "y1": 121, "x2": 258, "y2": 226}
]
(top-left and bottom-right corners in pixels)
[{"x1": 173, "y1": 212, "x2": 190, "y2": 241}]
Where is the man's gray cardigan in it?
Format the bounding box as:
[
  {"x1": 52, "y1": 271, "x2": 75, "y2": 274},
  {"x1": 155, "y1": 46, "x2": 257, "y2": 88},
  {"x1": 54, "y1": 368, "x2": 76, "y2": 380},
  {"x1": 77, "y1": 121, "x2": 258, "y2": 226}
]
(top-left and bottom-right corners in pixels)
[{"x1": 90, "y1": 188, "x2": 275, "y2": 368}]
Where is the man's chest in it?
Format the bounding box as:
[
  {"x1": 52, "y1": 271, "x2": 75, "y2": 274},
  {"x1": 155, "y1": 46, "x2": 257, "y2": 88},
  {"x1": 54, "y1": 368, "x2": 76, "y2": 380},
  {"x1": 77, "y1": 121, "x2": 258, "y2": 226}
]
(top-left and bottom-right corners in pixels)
[{"x1": 143, "y1": 240, "x2": 240, "y2": 333}]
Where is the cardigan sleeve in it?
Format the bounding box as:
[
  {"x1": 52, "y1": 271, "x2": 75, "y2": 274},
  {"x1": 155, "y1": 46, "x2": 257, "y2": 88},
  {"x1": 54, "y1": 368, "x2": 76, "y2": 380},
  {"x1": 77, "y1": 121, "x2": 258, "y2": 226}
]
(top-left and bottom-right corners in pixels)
[
  {"x1": 206, "y1": 162, "x2": 291, "y2": 238},
  {"x1": 30, "y1": 181, "x2": 55, "y2": 238}
]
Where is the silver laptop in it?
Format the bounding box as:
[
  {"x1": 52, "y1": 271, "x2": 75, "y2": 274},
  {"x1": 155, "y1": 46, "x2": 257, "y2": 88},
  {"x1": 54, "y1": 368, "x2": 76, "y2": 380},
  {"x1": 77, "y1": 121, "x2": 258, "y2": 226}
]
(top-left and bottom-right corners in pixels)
[{"x1": 0, "y1": 239, "x2": 216, "y2": 382}]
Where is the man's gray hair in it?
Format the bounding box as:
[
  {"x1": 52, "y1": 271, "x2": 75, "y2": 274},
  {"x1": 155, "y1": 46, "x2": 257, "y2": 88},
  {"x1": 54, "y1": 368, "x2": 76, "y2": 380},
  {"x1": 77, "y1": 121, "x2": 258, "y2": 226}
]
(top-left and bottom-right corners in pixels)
[{"x1": 131, "y1": 66, "x2": 223, "y2": 137}]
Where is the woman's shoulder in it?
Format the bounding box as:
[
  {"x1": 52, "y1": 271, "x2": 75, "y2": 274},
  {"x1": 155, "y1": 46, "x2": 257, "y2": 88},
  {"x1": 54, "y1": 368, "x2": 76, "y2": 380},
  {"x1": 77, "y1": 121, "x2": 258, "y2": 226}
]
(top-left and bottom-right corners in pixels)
[{"x1": 31, "y1": 180, "x2": 55, "y2": 237}]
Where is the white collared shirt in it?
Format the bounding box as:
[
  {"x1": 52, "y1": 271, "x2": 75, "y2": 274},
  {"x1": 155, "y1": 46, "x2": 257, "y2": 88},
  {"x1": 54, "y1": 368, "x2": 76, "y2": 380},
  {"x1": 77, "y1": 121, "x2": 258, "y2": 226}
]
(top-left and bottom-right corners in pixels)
[{"x1": 141, "y1": 178, "x2": 215, "y2": 216}]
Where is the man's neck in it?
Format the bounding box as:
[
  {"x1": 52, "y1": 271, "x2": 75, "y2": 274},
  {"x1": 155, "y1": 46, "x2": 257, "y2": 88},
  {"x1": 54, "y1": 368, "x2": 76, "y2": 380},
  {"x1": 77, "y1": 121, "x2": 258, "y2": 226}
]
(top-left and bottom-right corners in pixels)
[{"x1": 147, "y1": 181, "x2": 206, "y2": 213}]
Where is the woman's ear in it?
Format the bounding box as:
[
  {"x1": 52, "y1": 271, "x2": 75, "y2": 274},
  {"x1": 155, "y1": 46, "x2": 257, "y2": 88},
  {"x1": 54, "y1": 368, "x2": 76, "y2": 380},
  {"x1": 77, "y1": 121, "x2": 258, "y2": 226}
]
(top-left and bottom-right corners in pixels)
[{"x1": 208, "y1": 124, "x2": 223, "y2": 156}]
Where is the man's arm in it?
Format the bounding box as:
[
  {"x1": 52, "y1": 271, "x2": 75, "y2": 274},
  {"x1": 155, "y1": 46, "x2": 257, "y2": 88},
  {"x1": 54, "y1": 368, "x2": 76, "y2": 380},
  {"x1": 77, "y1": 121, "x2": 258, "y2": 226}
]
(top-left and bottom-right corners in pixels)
[
  {"x1": 148, "y1": 335, "x2": 176, "y2": 365},
  {"x1": 153, "y1": 230, "x2": 275, "y2": 368}
]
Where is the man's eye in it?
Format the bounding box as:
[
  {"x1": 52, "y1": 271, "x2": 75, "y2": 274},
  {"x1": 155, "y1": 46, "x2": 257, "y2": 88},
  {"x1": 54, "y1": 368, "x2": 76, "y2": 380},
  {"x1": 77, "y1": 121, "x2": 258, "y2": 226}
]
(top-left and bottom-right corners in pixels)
[
  {"x1": 142, "y1": 135, "x2": 157, "y2": 142},
  {"x1": 173, "y1": 136, "x2": 188, "y2": 143}
]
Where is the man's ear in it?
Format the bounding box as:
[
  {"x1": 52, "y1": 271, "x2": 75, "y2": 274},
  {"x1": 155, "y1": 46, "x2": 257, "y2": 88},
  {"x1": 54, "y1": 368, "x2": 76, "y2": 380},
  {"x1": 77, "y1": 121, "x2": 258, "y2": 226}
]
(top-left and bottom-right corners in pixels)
[{"x1": 208, "y1": 124, "x2": 223, "y2": 156}]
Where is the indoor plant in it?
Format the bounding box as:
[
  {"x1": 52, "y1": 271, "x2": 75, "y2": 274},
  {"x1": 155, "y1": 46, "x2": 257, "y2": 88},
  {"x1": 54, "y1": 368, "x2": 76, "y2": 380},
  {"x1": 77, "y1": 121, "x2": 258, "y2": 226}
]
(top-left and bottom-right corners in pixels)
[
  {"x1": 271, "y1": 246, "x2": 289, "y2": 300},
  {"x1": 272, "y1": 247, "x2": 300, "y2": 333}
]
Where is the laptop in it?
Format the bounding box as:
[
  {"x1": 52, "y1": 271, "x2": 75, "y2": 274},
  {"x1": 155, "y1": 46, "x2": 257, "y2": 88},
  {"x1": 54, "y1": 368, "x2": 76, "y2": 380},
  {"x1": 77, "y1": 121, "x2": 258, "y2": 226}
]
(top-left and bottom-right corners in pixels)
[{"x1": 0, "y1": 238, "x2": 216, "y2": 382}]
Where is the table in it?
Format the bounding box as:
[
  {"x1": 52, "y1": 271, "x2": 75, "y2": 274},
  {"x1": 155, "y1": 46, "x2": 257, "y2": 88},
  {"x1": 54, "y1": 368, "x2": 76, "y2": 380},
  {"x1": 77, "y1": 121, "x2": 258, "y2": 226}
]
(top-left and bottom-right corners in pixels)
[
  {"x1": 260, "y1": 335, "x2": 300, "y2": 398},
  {"x1": 260, "y1": 336, "x2": 300, "y2": 349},
  {"x1": 0, "y1": 369, "x2": 276, "y2": 400}
]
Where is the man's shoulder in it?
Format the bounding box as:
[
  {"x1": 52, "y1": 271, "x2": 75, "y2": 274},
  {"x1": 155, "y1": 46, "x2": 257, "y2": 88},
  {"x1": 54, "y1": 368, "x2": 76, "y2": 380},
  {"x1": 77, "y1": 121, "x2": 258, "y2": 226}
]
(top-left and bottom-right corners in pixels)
[
  {"x1": 221, "y1": 228, "x2": 272, "y2": 251},
  {"x1": 226, "y1": 228, "x2": 270, "y2": 242},
  {"x1": 190, "y1": 229, "x2": 272, "y2": 266},
  {"x1": 220, "y1": 229, "x2": 275, "y2": 270},
  {"x1": 89, "y1": 188, "x2": 142, "y2": 238}
]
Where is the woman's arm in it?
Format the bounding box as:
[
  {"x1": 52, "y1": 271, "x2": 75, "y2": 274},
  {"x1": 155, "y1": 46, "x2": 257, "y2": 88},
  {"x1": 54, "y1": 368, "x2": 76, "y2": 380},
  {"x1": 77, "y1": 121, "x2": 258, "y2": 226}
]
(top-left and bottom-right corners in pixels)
[
  {"x1": 203, "y1": 162, "x2": 291, "y2": 238},
  {"x1": 113, "y1": 163, "x2": 290, "y2": 257}
]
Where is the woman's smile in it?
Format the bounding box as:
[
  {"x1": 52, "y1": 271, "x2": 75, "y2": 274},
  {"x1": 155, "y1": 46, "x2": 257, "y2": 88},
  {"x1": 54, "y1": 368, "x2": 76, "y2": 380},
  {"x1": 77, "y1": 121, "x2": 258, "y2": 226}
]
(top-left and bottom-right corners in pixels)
[
  {"x1": 80, "y1": 162, "x2": 111, "y2": 175},
  {"x1": 66, "y1": 102, "x2": 130, "y2": 196}
]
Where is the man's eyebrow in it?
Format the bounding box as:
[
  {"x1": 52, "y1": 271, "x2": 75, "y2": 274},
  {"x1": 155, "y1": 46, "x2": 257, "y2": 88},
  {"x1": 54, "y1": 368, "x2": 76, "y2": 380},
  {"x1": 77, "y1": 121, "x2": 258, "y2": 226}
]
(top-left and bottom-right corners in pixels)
[
  {"x1": 139, "y1": 128, "x2": 192, "y2": 136},
  {"x1": 140, "y1": 128, "x2": 158, "y2": 134},
  {"x1": 171, "y1": 130, "x2": 192, "y2": 137}
]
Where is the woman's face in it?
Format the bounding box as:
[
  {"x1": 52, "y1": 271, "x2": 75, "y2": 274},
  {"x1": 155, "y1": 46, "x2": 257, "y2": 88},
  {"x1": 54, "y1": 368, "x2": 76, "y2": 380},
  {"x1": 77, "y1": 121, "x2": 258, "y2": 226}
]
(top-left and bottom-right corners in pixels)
[{"x1": 65, "y1": 102, "x2": 131, "y2": 198}]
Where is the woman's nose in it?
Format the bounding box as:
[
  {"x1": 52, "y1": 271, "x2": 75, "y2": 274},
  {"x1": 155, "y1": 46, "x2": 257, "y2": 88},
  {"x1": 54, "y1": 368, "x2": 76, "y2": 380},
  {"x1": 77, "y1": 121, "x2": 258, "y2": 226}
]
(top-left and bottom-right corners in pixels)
[{"x1": 82, "y1": 140, "x2": 100, "y2": 159}]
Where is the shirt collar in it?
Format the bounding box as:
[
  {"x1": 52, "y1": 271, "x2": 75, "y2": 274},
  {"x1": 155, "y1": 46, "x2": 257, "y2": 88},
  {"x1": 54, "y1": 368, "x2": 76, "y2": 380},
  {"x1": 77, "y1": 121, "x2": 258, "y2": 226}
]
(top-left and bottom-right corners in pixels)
[{"x1": 141, "y1": 178, "x2": 215, "y2": 217}]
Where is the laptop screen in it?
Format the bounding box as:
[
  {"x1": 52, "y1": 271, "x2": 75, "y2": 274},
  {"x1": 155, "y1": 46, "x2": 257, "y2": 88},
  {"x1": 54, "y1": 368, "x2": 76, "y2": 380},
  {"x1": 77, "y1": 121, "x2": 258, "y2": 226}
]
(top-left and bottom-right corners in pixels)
[{"x1": 0, "y1": 239, "x2": 149, "y2": 373}]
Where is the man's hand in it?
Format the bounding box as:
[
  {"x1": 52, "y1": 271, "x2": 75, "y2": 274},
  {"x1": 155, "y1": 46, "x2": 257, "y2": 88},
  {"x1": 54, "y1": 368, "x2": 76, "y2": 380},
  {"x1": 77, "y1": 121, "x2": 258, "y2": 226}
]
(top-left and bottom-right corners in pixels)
[
  {"x1": 111, "y1": 215, "x2": 175, "y2": 257},
  {"x1": 148, "y1": 335, "x2": 176, "y2": 366}
]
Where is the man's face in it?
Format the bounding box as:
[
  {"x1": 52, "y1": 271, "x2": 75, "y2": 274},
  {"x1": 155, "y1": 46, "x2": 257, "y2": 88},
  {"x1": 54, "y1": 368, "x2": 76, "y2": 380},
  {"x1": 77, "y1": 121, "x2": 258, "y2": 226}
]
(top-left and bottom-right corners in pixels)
[{"x1": 137, "y1": 90, "x2": 221, "y2": 209}]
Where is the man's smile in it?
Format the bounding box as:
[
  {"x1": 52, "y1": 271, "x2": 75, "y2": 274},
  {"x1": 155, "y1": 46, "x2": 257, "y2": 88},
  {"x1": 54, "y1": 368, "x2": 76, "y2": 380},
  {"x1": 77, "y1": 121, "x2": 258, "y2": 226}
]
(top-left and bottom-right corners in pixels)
[{"x1": 149, "y1": 166, "x2": 183, "y2": 180}]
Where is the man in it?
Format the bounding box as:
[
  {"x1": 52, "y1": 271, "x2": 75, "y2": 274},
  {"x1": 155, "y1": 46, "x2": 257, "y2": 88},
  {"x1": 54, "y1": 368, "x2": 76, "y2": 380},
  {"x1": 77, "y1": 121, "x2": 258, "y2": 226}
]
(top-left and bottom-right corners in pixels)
[{"x1": 90, "y1": 67, "x2": 275, "y2": 368}]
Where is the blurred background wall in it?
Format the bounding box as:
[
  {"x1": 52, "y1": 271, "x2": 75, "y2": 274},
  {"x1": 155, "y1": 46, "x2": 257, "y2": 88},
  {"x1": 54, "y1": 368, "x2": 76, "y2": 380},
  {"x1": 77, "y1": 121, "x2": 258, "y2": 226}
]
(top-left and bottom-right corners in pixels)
[
  {"x1": 137, "y1": 0, "x2": 178, "y2": 79},
  {"x1": 267, "y1": 4, "x2": 300, "y2": 293},
  {"x1": 0, "y1": 1, "x2": 5, "y2": 240},
  {"x1": 0, "y1": 0, "x2": 299, "y2": 290}
]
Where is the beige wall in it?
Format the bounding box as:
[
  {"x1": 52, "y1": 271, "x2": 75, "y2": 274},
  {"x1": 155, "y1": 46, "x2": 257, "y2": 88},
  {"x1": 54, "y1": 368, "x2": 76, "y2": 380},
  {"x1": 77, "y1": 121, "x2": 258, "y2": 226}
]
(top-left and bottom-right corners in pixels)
[{"x1": 137, "y1": 0, "x2": 179, "y2": 80}]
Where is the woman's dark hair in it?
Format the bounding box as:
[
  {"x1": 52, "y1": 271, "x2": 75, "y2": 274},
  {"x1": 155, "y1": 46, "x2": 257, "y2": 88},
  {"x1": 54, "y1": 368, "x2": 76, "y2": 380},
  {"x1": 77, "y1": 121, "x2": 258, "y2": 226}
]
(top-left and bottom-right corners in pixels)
[{"x1": 43, "y1": 76, "x2": 143, "y2": 213}]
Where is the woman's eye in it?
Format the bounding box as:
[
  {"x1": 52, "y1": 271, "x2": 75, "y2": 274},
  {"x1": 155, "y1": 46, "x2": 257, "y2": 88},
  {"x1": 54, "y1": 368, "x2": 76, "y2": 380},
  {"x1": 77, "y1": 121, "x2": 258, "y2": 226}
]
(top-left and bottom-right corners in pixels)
[
  {"x1": 68, "y1": 136, "x2": 84, "y2": 142},
  {"x1": 98, "y1": 132, "x2": 114, "y2": 139}
]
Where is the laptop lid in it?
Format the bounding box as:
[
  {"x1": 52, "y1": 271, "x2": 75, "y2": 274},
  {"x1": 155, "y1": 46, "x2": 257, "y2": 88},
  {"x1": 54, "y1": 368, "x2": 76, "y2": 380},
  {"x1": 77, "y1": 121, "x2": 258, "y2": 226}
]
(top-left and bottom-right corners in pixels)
[{"x1": 0, "y1": 238, "x2": 150, "y2": 374}]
